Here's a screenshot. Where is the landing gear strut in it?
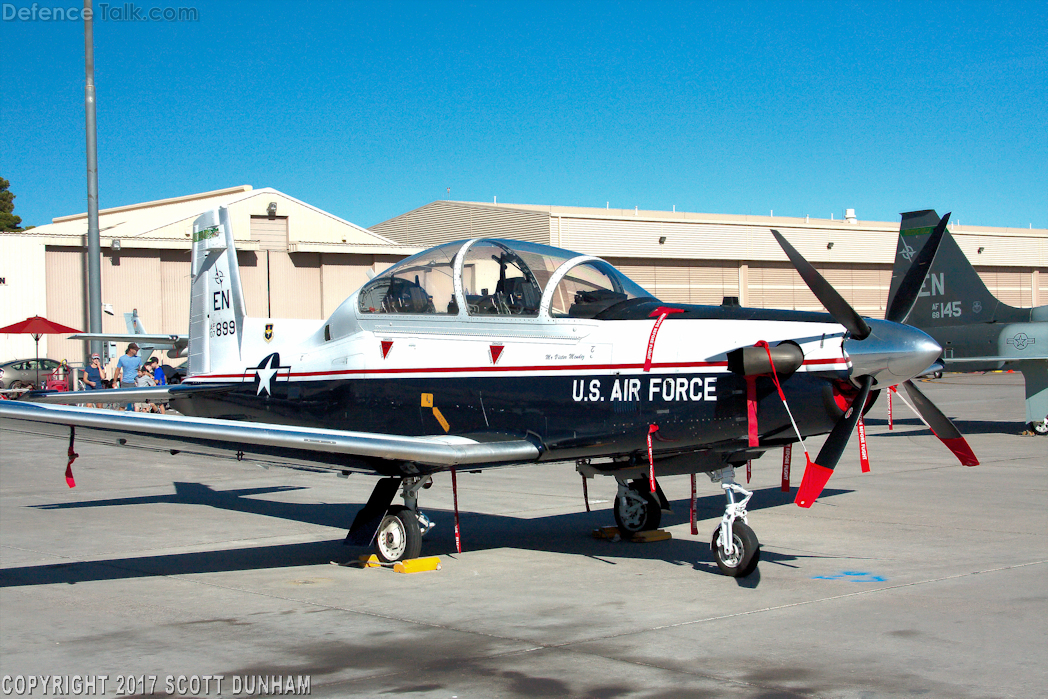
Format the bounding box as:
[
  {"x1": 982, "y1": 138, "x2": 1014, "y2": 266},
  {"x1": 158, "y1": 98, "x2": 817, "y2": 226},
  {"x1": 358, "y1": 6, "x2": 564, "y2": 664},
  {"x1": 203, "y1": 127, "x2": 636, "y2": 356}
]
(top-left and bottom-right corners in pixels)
[{"x1": 709, "y1": 466, "x2": 760, "y2": 577}]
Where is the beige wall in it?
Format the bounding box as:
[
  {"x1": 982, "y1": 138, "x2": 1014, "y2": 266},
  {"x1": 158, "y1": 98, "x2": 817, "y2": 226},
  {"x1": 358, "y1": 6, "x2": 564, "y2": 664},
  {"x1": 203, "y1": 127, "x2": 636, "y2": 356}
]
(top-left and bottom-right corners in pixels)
[
  {"x1": 33, "y1": 247, "x2": 403, "y2": 365},
  {"x1": 0, "y1": 238, "x2": 48, "y2": 360},
  {"x1": 609, "y1": 258, "x2": 742, "y2": 306},
  {"x1": 976, "y1": 267, "x2": 1036, "y2": 308}
]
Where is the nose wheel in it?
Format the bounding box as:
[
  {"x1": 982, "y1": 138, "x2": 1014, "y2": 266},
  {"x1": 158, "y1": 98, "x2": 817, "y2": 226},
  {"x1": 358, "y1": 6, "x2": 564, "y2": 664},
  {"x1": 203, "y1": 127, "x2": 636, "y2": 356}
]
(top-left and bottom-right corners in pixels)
[
  {"x1": 709, "y1": 466, "x2": 761, "y2": 577},
  {"x1": 711, "y1": 520, "x2": 760, "y2": 577}
]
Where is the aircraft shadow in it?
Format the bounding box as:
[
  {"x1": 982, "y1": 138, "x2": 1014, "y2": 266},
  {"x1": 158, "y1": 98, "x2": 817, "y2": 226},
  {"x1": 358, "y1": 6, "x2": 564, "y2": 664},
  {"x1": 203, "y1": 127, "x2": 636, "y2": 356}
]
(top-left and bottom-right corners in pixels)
[
  {"x1": 863, "y1": 416, "x2": 1027, "y2": 436},
  {"x1": 1, "y1": 482, "x2": 850, "y2": 589}
]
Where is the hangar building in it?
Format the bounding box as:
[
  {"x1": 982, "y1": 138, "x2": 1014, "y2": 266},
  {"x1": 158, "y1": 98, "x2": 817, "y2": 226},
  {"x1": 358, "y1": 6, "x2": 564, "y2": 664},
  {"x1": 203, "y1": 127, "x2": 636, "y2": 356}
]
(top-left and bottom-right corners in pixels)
[
  {"x1": 0, "y1": 186, "x2": 419, "y2": 363},
  {"x1": 371, "y1": 200, "x2": 1046, "y2": 313},
  {"x1": 2, "y1": 188, "x2": 1045, "y2": 369}
]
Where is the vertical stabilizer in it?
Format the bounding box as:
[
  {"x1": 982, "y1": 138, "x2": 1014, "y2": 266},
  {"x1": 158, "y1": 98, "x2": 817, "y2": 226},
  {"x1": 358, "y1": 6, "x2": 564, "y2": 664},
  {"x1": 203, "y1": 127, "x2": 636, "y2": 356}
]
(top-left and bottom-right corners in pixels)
[
  {"x1": 887, "y1": 210, "x2": 1023, "y2": 327},
  {"x1": 188, "y1": 207, "x2": 246, "y2": 376}
]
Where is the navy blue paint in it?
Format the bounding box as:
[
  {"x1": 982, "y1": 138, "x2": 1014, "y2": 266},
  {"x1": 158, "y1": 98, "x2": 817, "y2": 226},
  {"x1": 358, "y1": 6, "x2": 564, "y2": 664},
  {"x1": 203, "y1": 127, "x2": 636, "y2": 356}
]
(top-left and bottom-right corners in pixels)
[{"x1": 176, "y1": 370, "x2": 844, "y2": 466}]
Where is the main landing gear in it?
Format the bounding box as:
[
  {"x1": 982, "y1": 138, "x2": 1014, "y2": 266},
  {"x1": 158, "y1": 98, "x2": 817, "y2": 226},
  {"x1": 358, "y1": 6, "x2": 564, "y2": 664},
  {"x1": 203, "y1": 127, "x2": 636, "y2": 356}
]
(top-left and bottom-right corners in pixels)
[
  {"x1": 709, "y1": 466, "x2": 760, "y2": 577},
  {"x1": 613, "y1": 477, "x2": 668, "y2": 535},
  {"x1": 347, "y1": 476, "x2": 435, "y2": 564},
  {"x1": 1028, "y1": 418, "x2": 1048, "y2": 436}
]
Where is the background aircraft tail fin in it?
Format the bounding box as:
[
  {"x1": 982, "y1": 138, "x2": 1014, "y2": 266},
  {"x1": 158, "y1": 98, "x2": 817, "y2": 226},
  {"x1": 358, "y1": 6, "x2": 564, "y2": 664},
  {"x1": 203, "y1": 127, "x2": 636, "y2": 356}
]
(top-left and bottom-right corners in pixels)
[
  {"x1": 188, "y1": 207, "x2": 247, "y2": 376},
  {"x1": 887, "y1": 210, "x2": 1009, "y2": 328}
]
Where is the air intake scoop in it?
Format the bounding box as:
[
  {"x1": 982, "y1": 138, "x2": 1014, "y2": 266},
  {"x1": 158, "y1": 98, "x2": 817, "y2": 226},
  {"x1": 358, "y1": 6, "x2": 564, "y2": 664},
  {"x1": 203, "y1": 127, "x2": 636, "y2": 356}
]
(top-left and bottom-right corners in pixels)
[{"x1": 728, "y1": 343, "x2": 804, "y2": 378}]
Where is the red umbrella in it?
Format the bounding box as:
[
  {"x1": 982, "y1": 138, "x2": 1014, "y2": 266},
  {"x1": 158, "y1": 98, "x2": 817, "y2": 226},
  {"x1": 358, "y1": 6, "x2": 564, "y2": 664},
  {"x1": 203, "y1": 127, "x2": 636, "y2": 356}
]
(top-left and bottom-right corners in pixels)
[{"x1": 0, "y1": 315, "x2": 83, "y2": 388}]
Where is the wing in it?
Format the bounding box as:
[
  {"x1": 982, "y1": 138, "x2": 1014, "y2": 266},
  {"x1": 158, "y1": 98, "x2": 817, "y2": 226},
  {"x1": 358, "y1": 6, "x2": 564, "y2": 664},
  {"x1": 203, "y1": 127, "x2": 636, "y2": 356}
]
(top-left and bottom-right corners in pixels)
[
  {"x1": 27, "y1": 383, "x2": 235, "y2": 404},
  {"x1": 0, "y1": 401, "x2": 541, "y2": 476},
  {"x1": 69, "y1": 333, "x2": 188, "y2": 356}
]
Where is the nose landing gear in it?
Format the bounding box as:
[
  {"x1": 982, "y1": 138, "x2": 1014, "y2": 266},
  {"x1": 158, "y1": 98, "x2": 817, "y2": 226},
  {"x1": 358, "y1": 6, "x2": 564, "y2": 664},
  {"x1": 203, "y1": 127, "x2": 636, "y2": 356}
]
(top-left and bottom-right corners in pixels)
[{"x1": 709, "y1": 466, "x2": 760, "y2": 577}]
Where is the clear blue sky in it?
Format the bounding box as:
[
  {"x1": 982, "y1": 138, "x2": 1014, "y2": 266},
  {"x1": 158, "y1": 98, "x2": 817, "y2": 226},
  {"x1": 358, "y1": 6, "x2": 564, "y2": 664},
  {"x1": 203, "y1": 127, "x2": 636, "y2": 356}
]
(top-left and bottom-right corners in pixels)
[{"x1": 4, "y1": 0, "x2": 1047, "y2": 230}]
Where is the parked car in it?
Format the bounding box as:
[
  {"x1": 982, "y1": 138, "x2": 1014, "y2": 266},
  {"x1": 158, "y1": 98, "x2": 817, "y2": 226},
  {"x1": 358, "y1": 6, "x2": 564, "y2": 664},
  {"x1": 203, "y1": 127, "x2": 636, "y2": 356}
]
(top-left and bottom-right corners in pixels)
[{"x1": 0, "y1": 358, "x2": 62, "y2": 389}]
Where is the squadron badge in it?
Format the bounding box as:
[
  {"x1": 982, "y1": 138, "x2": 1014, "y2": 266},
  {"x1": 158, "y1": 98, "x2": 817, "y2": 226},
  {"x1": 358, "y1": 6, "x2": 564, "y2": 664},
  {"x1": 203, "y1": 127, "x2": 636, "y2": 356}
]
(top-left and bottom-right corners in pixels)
[{"x1": 264, "y1": 323, "x2": 274, "y2": 342}]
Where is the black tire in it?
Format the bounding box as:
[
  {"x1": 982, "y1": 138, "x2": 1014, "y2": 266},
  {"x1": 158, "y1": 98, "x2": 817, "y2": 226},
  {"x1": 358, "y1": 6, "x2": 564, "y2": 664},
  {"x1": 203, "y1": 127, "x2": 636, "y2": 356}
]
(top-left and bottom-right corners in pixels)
[
  {"x1": 711, "y1": 521, "x2": 760, "y2": 577},
  {"x1": 10, "y1": 380, "x2": 29, "y2": 390},
  {"x1": 613, "y1": 480, "x2": 662, "y2": 534},
  {"x1": 1029, "y1": 420, "x2": 1048, "y2": 436},
  {"x1": 374, "y1": 506, "x2": 423, "y2": 563}
]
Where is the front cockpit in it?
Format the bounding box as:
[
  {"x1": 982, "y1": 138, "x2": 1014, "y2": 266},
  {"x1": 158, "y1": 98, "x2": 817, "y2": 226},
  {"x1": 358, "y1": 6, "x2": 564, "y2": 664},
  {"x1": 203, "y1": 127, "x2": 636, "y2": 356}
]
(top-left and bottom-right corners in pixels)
[{"x1": 355, "y1": 238, "x2": 654, "y2": 321}]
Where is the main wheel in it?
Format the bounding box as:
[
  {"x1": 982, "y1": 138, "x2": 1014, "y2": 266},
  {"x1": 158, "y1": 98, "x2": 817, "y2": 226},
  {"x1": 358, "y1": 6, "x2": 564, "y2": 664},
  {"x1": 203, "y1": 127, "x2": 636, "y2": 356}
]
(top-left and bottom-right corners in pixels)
[
  {"x1": 614, "y1": 480, "x2": 662, "y2": 534},
  {"x1": 374, "y1": 506, "x2": 423, "y2": 563},
  {"x1": 1029, "y1": 420, "x2": 1048, "y2": 436},
  {"x1": 711, "y1": 520, "x2": 760, "y2": 577}
]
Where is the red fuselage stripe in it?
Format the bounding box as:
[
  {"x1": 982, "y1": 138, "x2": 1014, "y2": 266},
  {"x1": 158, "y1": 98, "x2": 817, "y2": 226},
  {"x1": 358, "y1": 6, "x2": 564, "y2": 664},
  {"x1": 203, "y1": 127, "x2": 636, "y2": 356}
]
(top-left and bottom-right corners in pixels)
[{"x1": 192, "y1": 357, "x2": 846, "y2": 381}]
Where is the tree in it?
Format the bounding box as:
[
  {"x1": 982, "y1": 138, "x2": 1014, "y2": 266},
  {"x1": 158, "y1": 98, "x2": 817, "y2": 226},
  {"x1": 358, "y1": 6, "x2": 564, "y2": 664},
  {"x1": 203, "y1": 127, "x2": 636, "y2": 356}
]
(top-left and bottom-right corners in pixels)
[{"x1": 1, "y1": 177, "x2": 24, "y2": 231}]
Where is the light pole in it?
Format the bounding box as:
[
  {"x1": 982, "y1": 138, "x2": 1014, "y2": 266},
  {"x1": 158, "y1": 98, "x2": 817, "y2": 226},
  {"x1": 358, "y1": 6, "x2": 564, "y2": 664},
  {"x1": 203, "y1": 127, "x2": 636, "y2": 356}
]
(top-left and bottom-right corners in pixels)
[{"x1": 84, "y1": 0, "x2": 103, "y2": 361}]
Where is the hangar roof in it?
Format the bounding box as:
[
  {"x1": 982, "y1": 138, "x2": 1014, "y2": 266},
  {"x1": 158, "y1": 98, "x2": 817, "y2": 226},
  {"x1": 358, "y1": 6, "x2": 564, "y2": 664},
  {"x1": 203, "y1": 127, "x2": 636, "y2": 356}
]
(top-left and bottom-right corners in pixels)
[{"x1": 11, "y1": 186, "x2": 408, "y2": 253}]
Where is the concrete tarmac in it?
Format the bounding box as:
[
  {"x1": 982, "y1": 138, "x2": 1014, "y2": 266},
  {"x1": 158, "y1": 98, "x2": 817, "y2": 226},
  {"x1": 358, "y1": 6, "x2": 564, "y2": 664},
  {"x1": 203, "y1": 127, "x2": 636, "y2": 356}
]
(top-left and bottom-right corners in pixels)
[{"x1": 1, "y1": 372, "x2": 1045, "y2": 698}]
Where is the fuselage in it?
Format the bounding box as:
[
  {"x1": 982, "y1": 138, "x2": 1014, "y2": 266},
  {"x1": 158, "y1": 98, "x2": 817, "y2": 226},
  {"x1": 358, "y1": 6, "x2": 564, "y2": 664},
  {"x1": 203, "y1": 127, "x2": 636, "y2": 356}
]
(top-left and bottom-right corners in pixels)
[
  {"x1": 178, "y1": 303, "x2": 854, "y2": 468},
  {"x1": 177, "y1": 237, "x2": 940, "y2": 472}
]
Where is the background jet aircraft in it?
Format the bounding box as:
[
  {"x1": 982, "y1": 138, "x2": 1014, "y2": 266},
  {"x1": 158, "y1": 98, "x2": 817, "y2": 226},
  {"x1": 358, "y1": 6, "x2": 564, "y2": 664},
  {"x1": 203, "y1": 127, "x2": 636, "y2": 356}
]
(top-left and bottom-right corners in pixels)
[
  {"x1": 886, "y1": 210, "x2": 1048, "y2": 435},
  {"x1": 70, "y1": 308, "x2": 189, "y2": 361},
  {"x1": 0, "y1": 207, "x2": 977, "y2": 577}
]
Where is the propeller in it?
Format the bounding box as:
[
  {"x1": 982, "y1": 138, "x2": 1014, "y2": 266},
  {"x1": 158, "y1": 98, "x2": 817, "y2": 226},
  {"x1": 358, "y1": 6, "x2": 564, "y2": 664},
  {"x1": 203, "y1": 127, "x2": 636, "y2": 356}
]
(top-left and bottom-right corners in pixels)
[
  {"x1": 885, "y1": 212, "x2": 951, "y2": 323},
  {"x1": 770, "y1": 229, "x2": 978, "y2": 508},
  {"x1": 771, "y1": 230, "x2": 871, "y2": 340},
  {"x1": 795, "y1": 375, "x2": 873, "y2": 507},
  {"x1": 898, "y1": 380, "x2": 979, "y2": 466}
]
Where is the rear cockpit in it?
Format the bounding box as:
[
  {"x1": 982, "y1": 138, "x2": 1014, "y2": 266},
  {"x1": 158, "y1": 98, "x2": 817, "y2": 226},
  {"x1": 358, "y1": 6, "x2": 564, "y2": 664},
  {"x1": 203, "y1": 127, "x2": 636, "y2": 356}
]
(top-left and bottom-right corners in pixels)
[{"x1": 324, "y1": 239, "x2": 655, "y2": 341}]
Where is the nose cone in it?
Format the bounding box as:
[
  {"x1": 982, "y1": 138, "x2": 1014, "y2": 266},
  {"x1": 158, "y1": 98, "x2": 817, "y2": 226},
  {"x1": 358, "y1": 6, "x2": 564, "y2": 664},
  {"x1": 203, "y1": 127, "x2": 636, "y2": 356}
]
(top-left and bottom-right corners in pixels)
[{"x1": 844, "y1": 319, "x2": 941, "y2": 386}]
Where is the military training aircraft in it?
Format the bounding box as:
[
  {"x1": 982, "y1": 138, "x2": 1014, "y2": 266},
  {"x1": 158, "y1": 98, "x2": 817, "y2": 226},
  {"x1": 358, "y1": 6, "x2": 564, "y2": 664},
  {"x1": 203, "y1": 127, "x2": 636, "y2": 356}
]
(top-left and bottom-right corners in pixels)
[
  {"x1": 887, "y1": 210, "x2": 1048, "y2": 435},
  {"x1": 0, "y1": 207, "x2": 979, "y2": 577}
]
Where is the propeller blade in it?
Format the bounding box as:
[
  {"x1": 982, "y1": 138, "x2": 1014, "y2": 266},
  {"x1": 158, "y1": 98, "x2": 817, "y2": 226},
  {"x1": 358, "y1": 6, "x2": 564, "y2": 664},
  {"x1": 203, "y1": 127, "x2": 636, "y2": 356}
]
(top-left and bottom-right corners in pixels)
[
  {"x1": 771, "y1": 230, "x2": 871, "y2": 340},
  {"x1": 885, "y1": 212, "x2": 951, "y2": 323},
  {"x1": 900, "y1": 380, "x2": 979, "y2": 466},
  {"x1": 795, "y1": 375, "x2": 873, "y2": 508}
]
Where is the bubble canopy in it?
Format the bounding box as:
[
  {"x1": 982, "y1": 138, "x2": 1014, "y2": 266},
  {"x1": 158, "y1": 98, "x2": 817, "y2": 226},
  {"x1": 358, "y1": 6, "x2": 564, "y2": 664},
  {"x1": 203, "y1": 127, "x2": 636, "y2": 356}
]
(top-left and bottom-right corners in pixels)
[{"x1": 358, "y1": 239, "x2": 654, "y2": 319}]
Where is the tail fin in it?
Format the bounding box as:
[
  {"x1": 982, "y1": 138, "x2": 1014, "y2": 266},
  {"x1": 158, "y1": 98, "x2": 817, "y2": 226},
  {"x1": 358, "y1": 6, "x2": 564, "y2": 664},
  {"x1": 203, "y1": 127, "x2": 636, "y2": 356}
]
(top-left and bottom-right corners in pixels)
[
  {"x1": 188, "y1": 207, "x2": 247, "y2": 376},
  {"x1": 125, "y1": 308, "x2": 147, "y2": 335},
  {"x1": 886, "y1": 210, "x2": 1025, "y2": 327},
  {"x1": 123, "y1": 309, "x2": 152, "y2": 362}
]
